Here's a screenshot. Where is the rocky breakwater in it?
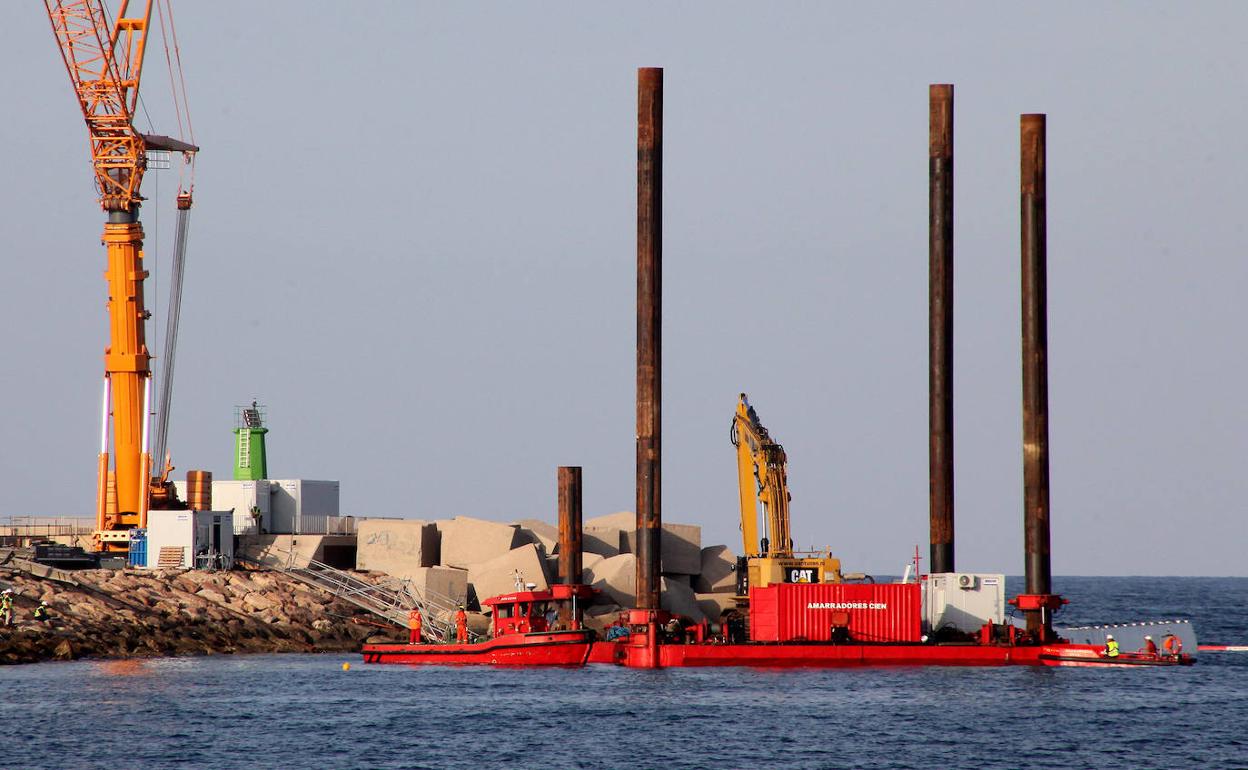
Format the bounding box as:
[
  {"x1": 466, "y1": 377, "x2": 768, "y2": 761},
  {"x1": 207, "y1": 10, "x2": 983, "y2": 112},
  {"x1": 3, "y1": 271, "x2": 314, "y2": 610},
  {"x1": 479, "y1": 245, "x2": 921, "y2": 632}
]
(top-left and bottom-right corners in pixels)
[{"x1": 0, "y1": 568, "x2": 374, "y2": 665}]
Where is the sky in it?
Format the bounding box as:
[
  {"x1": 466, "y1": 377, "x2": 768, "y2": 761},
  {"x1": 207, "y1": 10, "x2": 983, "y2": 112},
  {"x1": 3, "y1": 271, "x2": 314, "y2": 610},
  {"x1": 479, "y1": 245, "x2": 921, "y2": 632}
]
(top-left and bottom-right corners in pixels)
[{"x1": 3, "y1": 2, "x2": 1245, "y2": 576}]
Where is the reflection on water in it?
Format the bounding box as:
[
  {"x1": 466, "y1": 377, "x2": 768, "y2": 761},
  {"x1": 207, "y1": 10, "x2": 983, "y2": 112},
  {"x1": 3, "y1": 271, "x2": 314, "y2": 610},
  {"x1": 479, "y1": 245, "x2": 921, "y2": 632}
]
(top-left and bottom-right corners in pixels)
[{"x1": 92, "y1": 659, "x2": 150, "y2": 678}]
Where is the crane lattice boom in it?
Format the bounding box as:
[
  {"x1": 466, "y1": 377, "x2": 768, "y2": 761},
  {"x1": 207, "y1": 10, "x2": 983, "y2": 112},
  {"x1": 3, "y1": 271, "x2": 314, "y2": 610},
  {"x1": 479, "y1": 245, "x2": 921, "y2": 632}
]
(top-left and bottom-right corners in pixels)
[{"x1": 46, "y1": 0, "x2": 153, "y2": 211}]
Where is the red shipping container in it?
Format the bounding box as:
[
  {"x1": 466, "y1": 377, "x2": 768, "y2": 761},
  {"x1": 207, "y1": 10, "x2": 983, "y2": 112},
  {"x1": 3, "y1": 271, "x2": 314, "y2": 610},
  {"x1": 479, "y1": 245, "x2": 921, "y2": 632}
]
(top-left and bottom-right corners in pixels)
[{"x1": 749, "y1": 583, "x2": 921, "y2": 643}]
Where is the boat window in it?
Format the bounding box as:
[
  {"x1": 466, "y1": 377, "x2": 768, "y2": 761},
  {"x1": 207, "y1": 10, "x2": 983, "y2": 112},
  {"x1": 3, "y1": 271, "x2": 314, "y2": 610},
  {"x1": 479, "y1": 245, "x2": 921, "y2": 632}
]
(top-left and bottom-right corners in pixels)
[
  {"x1": 497, "y1": 605, "x2": 512, "y2": 619},
  {"x1": 518, "y1": 602, "x2": 529, "y2": 617}
]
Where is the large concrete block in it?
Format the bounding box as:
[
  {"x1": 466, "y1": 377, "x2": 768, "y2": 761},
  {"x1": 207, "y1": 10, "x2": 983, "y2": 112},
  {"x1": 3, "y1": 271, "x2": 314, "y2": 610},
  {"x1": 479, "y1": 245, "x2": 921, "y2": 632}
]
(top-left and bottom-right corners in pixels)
[
  {"x1": 467, "y1": 544, "x2": 550, "y2": 608},
  {"x1": 580, "y1": 553, "x2": 605, "y2": 584},
  {"x1": 583, "y1": 603, "x2": 626, "y2": 636},
  {"x1": 237, "y1": 534, "x2": 354, "y2": 568},
  {"x1": 583, "y1": 527, "x2": 624, "y2": 558},
  {"x1": 405, "y1": 566, "x2": 468, "y2": 606},
  {"x1": 356, "y1": 519, "x2": 440, "y2": 578},
  {"x1": 663, "y1": 573, "x2": 692, "y2": 587},
  {"x1": 584, "y1": 511, "x2": 636, "y2": 529},
  {"x1": 437, "y1": 517, "x2": 521, "y2": 569},
  {"x1": 514, "y1": 519, "x2": 559, "y2": 554},
  {"x1": 694, "y1": 544, "x2": 738, "y2": 594},
  {"x1": 661, "y1": 577, "x2": 706, "y2": 623},
  {"x1": 696, "y1": 592, "x2": 737, "y2": 622},
  {"x1": 586, "y1": 553, "x2": 636, "y2": 607},
  {"x1": 623, "y1": 522, "x2": 702, "y2": 575}
]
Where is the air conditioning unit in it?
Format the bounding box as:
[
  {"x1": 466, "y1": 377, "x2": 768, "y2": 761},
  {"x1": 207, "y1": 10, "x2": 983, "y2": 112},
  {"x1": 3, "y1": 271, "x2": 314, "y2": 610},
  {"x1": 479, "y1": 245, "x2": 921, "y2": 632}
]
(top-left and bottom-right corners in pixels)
[{"x1": 955, "y1": 573, "x2": 977, "y2": 590}]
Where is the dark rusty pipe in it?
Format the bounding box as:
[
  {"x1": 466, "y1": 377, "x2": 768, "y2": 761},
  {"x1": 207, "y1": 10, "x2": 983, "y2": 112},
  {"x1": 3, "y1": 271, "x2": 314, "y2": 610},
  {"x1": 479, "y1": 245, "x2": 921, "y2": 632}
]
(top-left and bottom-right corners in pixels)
[
  {"x1": 1020, "y1": 113, "x2": 1053, "y2": 635},
  {"x1": 558, "y1": 466, "x2": 583, "y2": 585},
  {"x1": 929, "y1": 84, "x2": 955, "y2": 576},
  {"x1": 635, "y1": 67, "x2": 663, "y2": 611}
]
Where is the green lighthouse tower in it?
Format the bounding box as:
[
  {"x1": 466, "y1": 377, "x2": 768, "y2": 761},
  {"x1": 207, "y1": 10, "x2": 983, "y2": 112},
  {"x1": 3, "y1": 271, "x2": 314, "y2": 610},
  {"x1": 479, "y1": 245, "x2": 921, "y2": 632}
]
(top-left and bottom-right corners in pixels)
[{"x1": 233, "y1": 401, "x2": 268, "y2": 481}]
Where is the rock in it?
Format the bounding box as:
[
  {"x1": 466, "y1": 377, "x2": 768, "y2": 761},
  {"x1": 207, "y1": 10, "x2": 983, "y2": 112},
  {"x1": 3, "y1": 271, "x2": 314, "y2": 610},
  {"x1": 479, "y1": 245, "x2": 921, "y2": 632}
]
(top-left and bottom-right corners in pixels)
[
  {"x1": 356, "y1": 518, "x2": 441, "y2": 577},
  {"x1": 663, "y1": 573, "x2": 692, "y2": 587},
  {"x1": 694, "y1": 545, "x2": 738, "y2": 594},
  {"x1": 53, "y1": 639, "x2": 75, "y2": 660},
  {"x1": 243, "y1": 592, "x2": 277, "y2": 611},
  {"x1": 466, "y1": 544, "x2": 550, "y2": 606}
]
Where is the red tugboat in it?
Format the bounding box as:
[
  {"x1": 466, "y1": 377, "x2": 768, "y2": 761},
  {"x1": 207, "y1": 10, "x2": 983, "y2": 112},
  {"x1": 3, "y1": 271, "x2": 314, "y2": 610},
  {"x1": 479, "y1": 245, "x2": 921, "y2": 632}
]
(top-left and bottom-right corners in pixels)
[{"x1": 361, "y1": 584, "x2": 595, "y2": 666}]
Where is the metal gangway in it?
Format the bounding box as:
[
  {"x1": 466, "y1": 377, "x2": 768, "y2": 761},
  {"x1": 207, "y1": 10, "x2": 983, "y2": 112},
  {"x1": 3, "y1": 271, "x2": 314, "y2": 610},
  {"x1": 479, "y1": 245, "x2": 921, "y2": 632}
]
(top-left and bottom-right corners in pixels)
[{"x1": 237, "y1": 548, "x2": 472, "y2": 643}]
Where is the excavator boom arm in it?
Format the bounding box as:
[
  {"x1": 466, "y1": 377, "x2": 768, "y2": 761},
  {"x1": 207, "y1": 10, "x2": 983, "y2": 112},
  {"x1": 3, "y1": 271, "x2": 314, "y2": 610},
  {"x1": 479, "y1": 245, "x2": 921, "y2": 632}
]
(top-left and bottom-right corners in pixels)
[{"x1": 732, "y1": 394, "x2": 794, "y2": 558}]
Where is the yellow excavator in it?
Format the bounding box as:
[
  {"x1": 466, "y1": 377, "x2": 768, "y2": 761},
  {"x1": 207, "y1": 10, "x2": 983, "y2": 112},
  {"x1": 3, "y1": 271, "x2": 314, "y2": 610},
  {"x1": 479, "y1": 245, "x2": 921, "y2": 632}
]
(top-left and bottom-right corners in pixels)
[{"x1": 732, "y1": 394, "x2": 841, "y2": 594}]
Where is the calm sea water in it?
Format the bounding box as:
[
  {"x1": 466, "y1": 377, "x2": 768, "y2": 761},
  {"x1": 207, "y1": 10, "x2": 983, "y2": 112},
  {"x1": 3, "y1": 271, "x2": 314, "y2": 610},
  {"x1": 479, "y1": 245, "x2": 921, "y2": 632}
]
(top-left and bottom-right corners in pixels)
[{"x1": 3, "y1": 577, "x2": 1245, "y2": 770}]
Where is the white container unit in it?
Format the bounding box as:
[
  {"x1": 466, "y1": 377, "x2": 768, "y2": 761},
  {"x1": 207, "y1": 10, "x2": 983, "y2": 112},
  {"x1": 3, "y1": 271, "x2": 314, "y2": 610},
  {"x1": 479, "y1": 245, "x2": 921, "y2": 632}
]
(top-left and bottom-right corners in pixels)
[
  {"x1": 172, "y1": 480, "x2": 273, "y2": 535},
  {"x1": 923, "y1": 573, "x2": 1006, "y2": 634},
  {"x1": 145, "y1": 510, "x2": 235, "y2": 570},
  {"x1": 269, "y1": 480, "x2": 339, "y2": 534}
]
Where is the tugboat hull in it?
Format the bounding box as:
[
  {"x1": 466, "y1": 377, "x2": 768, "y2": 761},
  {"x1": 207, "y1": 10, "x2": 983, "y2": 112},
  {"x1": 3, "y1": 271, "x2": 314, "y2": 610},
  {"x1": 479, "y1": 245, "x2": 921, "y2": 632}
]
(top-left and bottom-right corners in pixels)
[{"x1": 361, "y1": 630, "x2": 594, "y2": 666}]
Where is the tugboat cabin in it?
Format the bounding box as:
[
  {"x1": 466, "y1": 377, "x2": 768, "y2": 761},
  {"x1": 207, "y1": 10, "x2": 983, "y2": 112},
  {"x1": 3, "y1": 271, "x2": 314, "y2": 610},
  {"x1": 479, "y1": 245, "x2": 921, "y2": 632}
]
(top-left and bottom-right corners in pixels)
[{"x1": 483, "y1": 585, "x2": 593, "y2": 637}]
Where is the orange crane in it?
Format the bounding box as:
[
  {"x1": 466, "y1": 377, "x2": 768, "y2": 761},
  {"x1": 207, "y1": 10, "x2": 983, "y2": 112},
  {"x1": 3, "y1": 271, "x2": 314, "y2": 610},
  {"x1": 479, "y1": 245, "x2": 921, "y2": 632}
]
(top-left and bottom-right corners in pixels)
[{"x1": 45, "y1": 1, "x2": 197, "y2": 552}]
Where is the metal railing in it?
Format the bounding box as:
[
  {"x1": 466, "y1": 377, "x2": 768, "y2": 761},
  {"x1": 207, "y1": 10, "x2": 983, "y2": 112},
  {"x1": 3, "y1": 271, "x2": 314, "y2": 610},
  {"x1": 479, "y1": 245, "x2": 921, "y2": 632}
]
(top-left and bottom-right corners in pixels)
[
  {"x1": 0, "y1": 516, "x2": 95, "y2": 548},
  {"x1": 237, "y1": 546, "x2": 474, "y2": 642}
]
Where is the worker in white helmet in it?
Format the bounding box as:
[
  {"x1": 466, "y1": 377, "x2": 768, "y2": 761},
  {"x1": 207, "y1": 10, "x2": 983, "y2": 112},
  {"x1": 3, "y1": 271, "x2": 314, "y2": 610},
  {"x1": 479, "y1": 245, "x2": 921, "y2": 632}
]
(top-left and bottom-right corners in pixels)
[
  {"x1": 1104, "y1": 633, "x2": 1120, "y2": 658},
  {"x1": 1, "y1": 589, "x2": 13, "y2": 626},
  {"x1": 1143, "y1": 635, "x2": 1158, "y2": 656}
]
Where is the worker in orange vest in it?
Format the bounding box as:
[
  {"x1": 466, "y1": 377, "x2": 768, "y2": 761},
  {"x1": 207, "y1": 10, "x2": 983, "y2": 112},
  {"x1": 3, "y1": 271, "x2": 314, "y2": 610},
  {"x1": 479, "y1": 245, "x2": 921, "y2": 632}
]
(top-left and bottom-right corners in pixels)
[
  {"x1": 455, "y1": 606, "x2": 469, "y2": 643},
  {"x1": 408, "y1": 609, "x2": 423, "y2": 645}
]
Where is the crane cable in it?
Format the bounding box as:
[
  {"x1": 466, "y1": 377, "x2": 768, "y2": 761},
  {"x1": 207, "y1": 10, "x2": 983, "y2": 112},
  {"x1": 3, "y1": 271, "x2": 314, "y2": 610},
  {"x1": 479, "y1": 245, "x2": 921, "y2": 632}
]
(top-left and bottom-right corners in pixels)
[{"x1": 155, "y1": 0, "x2": 195, "y2": 198}]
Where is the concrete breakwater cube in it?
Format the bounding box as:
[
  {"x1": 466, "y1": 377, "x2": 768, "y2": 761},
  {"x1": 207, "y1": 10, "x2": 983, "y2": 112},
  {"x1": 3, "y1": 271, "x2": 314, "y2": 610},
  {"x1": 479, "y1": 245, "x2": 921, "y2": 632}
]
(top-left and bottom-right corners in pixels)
[
  {"x1": 583, "y1": 603, "x2": 626, "y2": 635},
  {"x1": 696, "y1": 592, "x2": 737, "y2": 622},
  {"x1": 661, "y1": 577, "x2": 706, "y2": 623},
  {"x1": 466, "y1": 543, "x2": 550, "y2": 607},
  {"x1": 694, "y1": 544, "x2": 738, "y2": 594},
  {"x1": 579, "y1": 552, "x2": 605, "y2": 583},
  {"x1": 622, "y1": 521, "x2": 702, "y2": 576},
  {"x1": 585, "y1": 553, "x2": 635, "y2": 607},
  {"x1": 663, "y1": 573, "x2": 692, "y2": 587},
  {"x1": 355, "y1": 519, "x2": 440, "y2": 579},
  {"x1": 584, "y1": 511, "x2": 636, "y2": 530},
  {"x1": 405, "y1": 566, "x2": 468, "y2": 606},
  {"x1": 582, "y1": 527, "x2": 625, "y2": 557},
  {"x1": 513, "y1": 519, "x2": 559, "y2": 554},
  {"x1": 436, "y1": 517, "x2": 522, "y2": 569},
  {"x1": 237, "y1": 534, "x2": 353, "y2": 569}
]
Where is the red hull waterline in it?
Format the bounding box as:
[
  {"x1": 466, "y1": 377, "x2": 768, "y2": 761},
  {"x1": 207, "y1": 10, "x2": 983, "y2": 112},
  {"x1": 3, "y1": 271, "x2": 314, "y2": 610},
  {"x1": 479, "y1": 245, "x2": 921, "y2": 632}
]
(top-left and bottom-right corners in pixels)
[
  {"x1": 363, "y1": 635, "x2": 1193, "y2": 669},
  {"x1": 362, "y1": 630, "x2": 594, "y2": 666},
  {"x1": 590, "y1": 640, "x2": 1195, "y2": 668}
]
